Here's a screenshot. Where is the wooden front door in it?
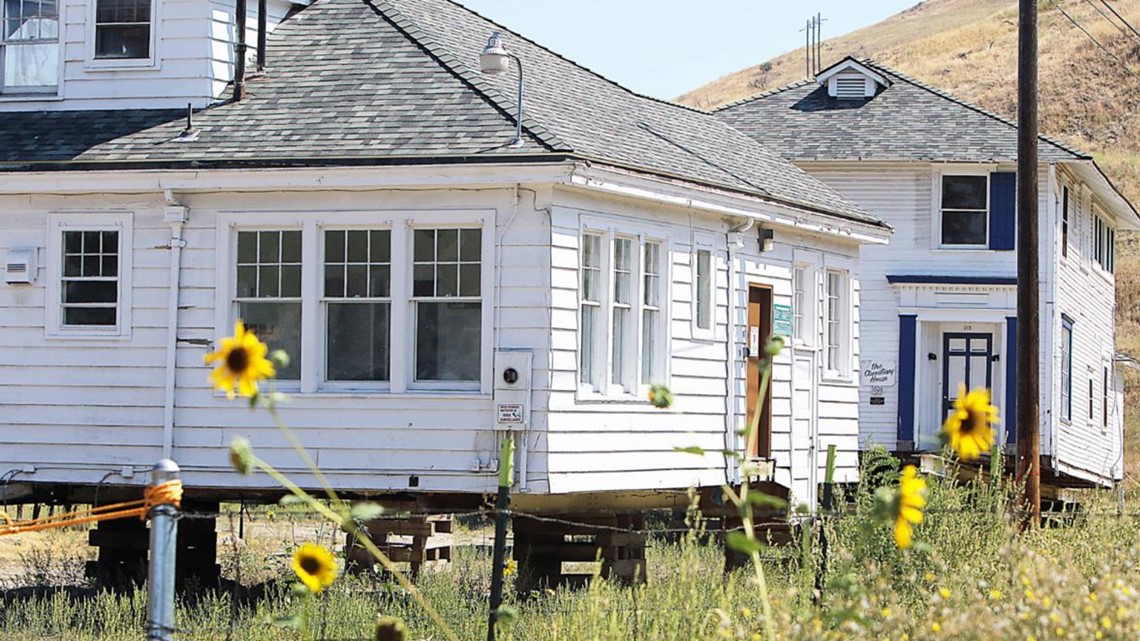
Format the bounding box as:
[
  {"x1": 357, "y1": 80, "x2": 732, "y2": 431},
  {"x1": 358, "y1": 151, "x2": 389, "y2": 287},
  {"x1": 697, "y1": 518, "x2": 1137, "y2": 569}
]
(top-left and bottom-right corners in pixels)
[{"x1": 745, "y1": 284, "x2": 774, "y2": 459}]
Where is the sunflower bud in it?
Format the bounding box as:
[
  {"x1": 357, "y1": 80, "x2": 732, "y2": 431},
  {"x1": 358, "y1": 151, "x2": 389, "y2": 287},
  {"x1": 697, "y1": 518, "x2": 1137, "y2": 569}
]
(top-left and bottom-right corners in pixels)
[
  {"x1": 229, "y1": 436, "x2": 254, "y2": 475},
  {"x1": 765, "y1": 335, "x2": 785, "y2": 357},
  {"x1": 374, "y1": 615, "x2": 409, "y2": 641},
  {"x1": 648, "y1": 384, "x2": 674, "y2": 409}
]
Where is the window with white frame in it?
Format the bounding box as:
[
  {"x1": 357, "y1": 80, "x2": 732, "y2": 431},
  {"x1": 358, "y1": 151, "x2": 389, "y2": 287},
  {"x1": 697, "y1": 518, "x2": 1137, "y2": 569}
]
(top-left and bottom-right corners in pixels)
[
  {"x1": 579, "y1": 233, "x2": 602, "y2": 387},
  {"x1": 940, "y1": 175, "x2": 988, "y2": 246},
  {"x1": 1061, "y1": 318, "x2": 1073, "y2": 422},
  {"x1": 793, "y1": 264, "x2": 814, "y2": 344},
  {"x1": 94, "y1": 0, "x2": 151, "y2": 59},
  {"x1": 577, "y1": 229, "x2": 666, "y2": 396},
  {"x1": 694, "y1": 248, "x2": 712, "y2": 332},
  {"x1": 224, "y1": 215, "x2": 489, "y2": 394},
  {"x1": 2, "y1": 0, "x2": 59, "y2": 94},
  {"x1": 1094, "y1": 215, "x2": 1104, "y2": 267},
  {"x1": 412, "y1": 228, "x2": 482, "y2": 384},
  {"x1": 323, "y1": 229, "x2": 390, "y2": 383},
  {"x1": 1103, "y1": 365, "x2": 1110, "y2": 431},
  {"x1": 1061, "y1": 186, "x2": 1070, "y2": 259},
  {"x1": 641, "y1": 241, "x2": 662, "y2": 383},
  {"x1": 824, "y1": 269, "x2": 848, "y2": 373},
  {"x1": 236, "y1": 230, "x2": 303, "y2": 380},
  {"x1": 46, "y1": 213, "x2": 132, "y2": 338},
  {"x1": 1094, "y1": 212, "x2": 1115, "y2": 273}
]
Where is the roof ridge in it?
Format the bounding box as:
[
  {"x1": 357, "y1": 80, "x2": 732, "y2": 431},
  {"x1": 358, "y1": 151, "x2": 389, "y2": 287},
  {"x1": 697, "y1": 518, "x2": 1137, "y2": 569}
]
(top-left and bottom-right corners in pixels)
[
  {"x1": 858, "y1": 57, "x2": 1090, "y2": 160},
  {"x1": 439, "y1": 0, "x2": 715, "y2": 117},
  {"x1": 364, "y1": 0, "x2": 572, "y2": 152},
  {"x1": 713, "y1": 78, "x2": 817, "y2": 112}
]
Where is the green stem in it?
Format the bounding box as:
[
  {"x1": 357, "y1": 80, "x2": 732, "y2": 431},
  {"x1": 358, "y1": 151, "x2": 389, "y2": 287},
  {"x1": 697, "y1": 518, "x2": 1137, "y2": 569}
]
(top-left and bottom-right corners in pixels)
[
  {"x1": 738, "y1": 481, "x2": 776, "y2": 641},
  {"x1": 265, "y1": 401, "x2": 347, "y2": 514}
]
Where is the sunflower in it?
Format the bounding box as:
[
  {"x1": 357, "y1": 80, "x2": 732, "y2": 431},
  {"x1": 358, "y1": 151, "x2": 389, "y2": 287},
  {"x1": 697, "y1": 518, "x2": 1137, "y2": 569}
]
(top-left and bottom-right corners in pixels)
[
  {"x1": 292, "y1": 543, "x2": 337, "y2": 593},
  {"x1": 204, "y1": 320, "x2": 275, "y2": 399},
  {"x1": 942, "y1": 384, "x2": 999, "y2": 461},
  {"x1": 893, "y1": 464, "x2": 927, "y2": 549}
]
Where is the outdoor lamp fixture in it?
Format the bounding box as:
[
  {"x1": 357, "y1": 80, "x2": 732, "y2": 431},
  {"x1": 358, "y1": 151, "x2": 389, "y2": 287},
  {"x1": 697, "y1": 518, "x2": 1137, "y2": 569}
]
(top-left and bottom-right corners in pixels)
[
  {"x1": 480, "y1": 31, "x2": 525, "y2": 148},
  {"x1": 758, "y1": 227, "x2": 775, "y2": 252}
]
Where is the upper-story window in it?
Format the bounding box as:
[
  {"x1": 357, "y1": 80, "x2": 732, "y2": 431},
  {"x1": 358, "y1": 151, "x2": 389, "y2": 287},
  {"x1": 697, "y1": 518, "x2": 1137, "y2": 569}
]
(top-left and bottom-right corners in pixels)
[
  {"x1": 1061, "y1": 186, "x2": 1070, "y2": 259},
  {"x1": 1, "y1": 0, "x2": 59, "y2": 94},
  {"x1": 940, "y1": 175, "x2": 988, "y2": 246},
  {"x1": 94, "y1": 0, "x2": 151, "y2": 59},
  {"x1": 1094, "y1": 210, "x2": 1115, "y2": 273}
]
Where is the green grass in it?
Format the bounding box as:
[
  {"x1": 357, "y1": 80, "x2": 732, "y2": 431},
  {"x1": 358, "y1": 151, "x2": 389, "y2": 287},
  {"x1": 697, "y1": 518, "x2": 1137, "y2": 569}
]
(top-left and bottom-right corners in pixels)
[{"x1": 5, "y1": 465, "x2": 1140, "y2": 640}]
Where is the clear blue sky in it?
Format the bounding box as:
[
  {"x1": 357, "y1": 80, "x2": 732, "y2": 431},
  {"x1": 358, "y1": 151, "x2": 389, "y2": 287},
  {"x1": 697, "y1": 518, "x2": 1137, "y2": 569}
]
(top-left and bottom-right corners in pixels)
[{"x1": 459, "y1": 1, "x2": 918, "y2": 100}]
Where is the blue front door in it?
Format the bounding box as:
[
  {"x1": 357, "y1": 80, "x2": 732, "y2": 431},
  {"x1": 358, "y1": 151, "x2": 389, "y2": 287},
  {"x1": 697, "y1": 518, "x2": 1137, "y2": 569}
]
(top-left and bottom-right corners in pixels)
[{"x1": 942, "y1": 332, "x2": 993, "y2": 414}]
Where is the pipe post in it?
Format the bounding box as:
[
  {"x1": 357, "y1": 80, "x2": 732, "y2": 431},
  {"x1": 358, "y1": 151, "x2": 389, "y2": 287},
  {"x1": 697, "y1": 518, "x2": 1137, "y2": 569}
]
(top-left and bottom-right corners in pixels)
[{"x1": 146, "y1": 459, "x2": 180, "y2": 641}]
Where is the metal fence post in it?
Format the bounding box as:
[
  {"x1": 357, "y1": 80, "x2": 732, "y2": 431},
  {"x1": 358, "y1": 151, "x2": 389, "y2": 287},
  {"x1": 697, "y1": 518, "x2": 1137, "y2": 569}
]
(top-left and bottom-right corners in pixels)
[
  {"x1": 147, "y1": 459, "x2": 180, "y2": 641},
  {"x1": 486, "y1": 434, "x2": 515, "y2": 641}
]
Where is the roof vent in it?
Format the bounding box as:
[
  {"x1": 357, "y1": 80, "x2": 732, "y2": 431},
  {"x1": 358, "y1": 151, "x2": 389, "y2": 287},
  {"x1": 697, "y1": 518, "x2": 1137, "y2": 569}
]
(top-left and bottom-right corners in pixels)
[
  {"x1": 834, "y1": 76, "x2": 867, "y2": 100},
  {"x1": 5, "y1": 248, "x2": 35, "y2": 285}
]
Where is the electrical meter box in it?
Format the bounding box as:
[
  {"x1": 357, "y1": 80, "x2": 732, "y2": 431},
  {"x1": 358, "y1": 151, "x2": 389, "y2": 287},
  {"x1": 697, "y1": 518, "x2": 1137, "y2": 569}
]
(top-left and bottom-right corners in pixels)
[{"x1": 493, "y1": 350, "x2": 532, "y2": 431}]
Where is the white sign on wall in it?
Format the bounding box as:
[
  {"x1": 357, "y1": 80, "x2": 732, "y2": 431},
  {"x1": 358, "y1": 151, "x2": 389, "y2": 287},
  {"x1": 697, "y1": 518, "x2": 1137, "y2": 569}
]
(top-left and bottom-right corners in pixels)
[{"x1": 860, "y1": 360, "x2": 897, "y2": 386}]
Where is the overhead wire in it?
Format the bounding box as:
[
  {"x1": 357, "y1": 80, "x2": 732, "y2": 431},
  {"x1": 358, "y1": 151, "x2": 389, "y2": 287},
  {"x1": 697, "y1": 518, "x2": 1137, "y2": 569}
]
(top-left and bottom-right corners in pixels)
[
  {"x1": 1098, "y1": 0, "x2": 1140, "y2": 43},
  {"x1": 1083, "y1": 0, "x2": 1132, "y2": 38},
  {"x1": 1049, "y1": 0, "x2": 1140, "y2": 80}
]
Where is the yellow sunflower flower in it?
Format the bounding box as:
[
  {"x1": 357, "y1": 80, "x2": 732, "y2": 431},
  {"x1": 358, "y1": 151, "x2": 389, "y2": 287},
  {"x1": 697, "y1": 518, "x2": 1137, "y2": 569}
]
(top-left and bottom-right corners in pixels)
[
  {"x1": 894, "y1": 464, "x2": 927, "y2": 549},
  {"x1": 204, "y1": 320, "x2": 275, "y2": 399},
  {"x1": 292, "y1": 542, "x2": 337, "y2": 593},
  {"x1": 942, "y1": 384, "x2": 998, "y2": 461}
]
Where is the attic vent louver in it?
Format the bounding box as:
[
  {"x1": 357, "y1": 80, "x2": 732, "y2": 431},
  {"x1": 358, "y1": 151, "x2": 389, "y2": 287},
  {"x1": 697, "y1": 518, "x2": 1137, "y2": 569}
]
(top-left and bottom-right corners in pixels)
[
  {"x1": 834, "y1": 76, "x2": 866, "y2": 100},
  {"x1": 5, "y1": 248, "x2": 35, "y2": 284}
]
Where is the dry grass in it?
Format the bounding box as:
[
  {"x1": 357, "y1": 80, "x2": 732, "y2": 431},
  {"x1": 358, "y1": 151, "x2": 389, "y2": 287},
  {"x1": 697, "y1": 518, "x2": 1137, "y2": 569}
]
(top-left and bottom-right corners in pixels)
[{"x1": 680, "y1": 0, "x2": 1140, "y2": 473}]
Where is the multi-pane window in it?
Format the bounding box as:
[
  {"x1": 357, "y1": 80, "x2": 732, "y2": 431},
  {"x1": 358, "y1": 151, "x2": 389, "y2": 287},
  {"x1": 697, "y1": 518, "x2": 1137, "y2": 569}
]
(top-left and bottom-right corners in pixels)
[
  {"x1": 1094, "y1": 214, "x2": 1115, "y2": 273},
  {"x1": 579, "y1": 233, "x2": 602, "y2": 386},
  {"x1": 940, "y1": 175, "x2": 988, "y2": 246},
  {"x1": 94, "y1": 0, "x2": 150, "y2": 59},
  {"x1": 2, "y1": 0, "x2": 59, "y2": 93},
  {"x1": 1094, "y1": 216, "x2": 1104, "y2": 266},
  {"x1": 825, "y1": 269, "x2": 845, "y2": 372},
  {"x1": 1061, "y1": 187, "x2": 1069, "y2": 258},
  {"x1": 236, "y1": 230, "x2": 302, "y2": 380},
  {"x1": 323, "y1": 230, "x2": 390, "y2": 382},
  {"x1": 695, "y1": 248, "x2": 712, "y2": 331},
  {"x1": 61, "y1": 230, "x2": 118, "y2": 327},
  {"x1": 793, "y1": 265, "x2": 807, "y2": 342},
  {"x1": 641, "y1": 242, "x2": 661, "y2": 383},
  {"x1": 1089, "y1": 379, "x2": 1095, "y2": 422},
  {"x1": 412, "y1": 228, "x2": 481, "y2": 383},
  {"x1": 611, "y1": 237, "x2": 634, "y2": 389},
  {"x1": 1061, "y1": 320, "x2": 1073, "y2": 422},
  {"x1": 1103, "y1": 366, "x2": 1110, "y2": 430},
  {"x1": 578, "y1": 230, "x2": 666, "y2": 396}
]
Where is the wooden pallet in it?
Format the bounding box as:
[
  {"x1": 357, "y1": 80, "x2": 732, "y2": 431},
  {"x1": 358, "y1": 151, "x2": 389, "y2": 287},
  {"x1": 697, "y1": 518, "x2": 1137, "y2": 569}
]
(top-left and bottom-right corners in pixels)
[
  {"x1": 512, "y1": 514, "x2": 647, "y2": 593},
  {"x1": 345, "y1": 514, "x2": 452, "y2": 578}
]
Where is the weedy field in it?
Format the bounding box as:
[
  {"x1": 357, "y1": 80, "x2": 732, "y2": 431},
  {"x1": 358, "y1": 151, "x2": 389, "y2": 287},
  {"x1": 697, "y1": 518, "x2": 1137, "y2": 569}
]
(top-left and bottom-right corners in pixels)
[{"x1": 3, "y1": 456, "x2": 1140, "y2": 641}]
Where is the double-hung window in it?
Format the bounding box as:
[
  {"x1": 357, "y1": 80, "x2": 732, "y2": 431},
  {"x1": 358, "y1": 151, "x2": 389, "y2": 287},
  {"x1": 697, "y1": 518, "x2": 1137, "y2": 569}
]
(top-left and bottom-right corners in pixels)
[
  {"x1": 1060, "y1": 318, "x2": 1073, "y2": 422},
  {"x1": 1103, "y1": 365, "x2": 1110, "y2": 431},
  {"x1": 323, "y1": 230, "x2": 390, "y2": 383},
  {"x1": 577, "y1": 228, "x2": 667, "y2": 396},
  {"x1": 940, "y1": 175, "x2": 988, "y2": 246},
  {"x1": 46, "y1": 213, "x2": 132, "y2": 338},
  {"x1": 235, "y1": 230, "x2": 303, "y2": 380},
  {"x1": 223, "y1": 215, "x2": 490, "y2": 394},
  {"x1": 94, "y1": 0, "x2": 151, "y2": 59},
  {"x1": 412, "y1": 228, "x2": 482, "y2": 386},
  {"x1": 824, "y1": 269, "x2": 848, "y2": 374},
  {"x1": 694, "y1": 248, "x2": 713, "y2": 333},
  {"x1": 792, "y1": 264, "x2": 814, "y2": 345},
  {"x1": 1, "y1": 0, "x2": 59, "y2": 94},
  {"x1": 1061, "y1": 186, "x2": 1070, "y2": 259},
  {"x1": 1094, "y1": 211, "x2": 1115, "y2": 273}
]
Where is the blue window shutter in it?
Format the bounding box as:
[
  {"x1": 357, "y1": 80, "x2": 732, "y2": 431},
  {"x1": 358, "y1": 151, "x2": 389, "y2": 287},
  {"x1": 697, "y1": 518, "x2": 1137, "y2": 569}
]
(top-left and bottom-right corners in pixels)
[
  {"x1": 897, "y1": 315, "x2": 917, "y2": 447},
  {"x1": 989, "y1": 172, "x2": 1016, "y2": 250},
  {"x1": 1005, "y1": 317, "x2": 1017, "y2": 445}
]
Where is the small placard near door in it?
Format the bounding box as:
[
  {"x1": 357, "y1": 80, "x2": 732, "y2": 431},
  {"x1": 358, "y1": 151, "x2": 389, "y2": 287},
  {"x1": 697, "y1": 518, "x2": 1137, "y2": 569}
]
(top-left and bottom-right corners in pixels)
[
  {"x1": 773, "y1": 303, "x2": 793, "y2": 338},
  {"x1": 749, "y1": 326, "x2": 760, "y2": 357}
]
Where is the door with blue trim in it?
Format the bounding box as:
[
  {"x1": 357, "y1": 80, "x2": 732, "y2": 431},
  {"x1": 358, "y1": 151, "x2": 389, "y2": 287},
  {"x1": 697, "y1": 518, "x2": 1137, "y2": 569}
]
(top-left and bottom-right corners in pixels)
[{"x1": 942, "y1": 333, "x2": 993, "y2": 416}]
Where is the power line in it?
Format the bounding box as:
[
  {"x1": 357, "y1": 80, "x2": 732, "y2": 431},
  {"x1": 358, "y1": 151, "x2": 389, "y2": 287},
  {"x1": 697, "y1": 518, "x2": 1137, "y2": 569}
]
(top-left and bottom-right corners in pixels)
[
  {"x1": 1083, "y1": 0, "x2": 1132, "y2": 39},
  {"x1": 1098, "y1": 0, "x2": 1140, "y2": 44},
  {"x1": 1050, "y1": 0, "x2": 1140, "y2": 80}
]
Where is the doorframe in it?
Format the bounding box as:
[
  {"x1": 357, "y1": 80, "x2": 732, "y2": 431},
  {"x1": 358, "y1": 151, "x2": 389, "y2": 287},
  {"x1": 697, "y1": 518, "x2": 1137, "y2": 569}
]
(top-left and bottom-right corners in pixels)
[
  {"x1": 746, "y1": 283, "x2": 774, "y2": 459},
  {"x1": 940, "y1": 331, "x2": 995, "y2": 414}
]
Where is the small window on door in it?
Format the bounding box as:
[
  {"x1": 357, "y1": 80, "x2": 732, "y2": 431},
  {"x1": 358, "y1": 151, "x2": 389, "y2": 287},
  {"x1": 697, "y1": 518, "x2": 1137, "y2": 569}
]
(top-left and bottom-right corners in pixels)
[{"x1": 825, "y1": 269, "x2": 848, "y2": 374}]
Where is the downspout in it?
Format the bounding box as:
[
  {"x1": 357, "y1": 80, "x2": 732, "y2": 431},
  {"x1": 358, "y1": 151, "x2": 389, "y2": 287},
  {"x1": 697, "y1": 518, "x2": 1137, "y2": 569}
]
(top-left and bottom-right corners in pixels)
[
  {"x1": 233, "y1": 0, "x2": 248, "y2": 100},
  {"x1": 725, "y1": 217, "x2": 755, "y2": 484},
  {"x1": 162, "y1": 192, "x2": 189, "y2": 459},
  {"x1": 497, "y1": 185, "x2": 528, "y2": 491}
]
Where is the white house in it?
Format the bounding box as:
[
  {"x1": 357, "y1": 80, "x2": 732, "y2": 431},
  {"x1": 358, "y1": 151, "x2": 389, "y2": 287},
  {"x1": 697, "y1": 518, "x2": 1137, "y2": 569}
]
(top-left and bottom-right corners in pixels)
[
  {"x1": 0, "y1": 0, "x2": 892, "y2": 567},
  {"x1": 719, "y1": 57, "x2": 1140, "y2": 489}
]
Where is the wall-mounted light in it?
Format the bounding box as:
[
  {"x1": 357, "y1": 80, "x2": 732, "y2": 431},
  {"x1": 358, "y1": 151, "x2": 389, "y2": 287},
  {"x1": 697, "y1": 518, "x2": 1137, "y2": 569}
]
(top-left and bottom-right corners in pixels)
[
  {"x1": 928, "y1": 353, "x2": 937, "y2": 361},
  {"x1": 479, "y1": 31, "x2": 525, "y2": 148},
  {"x1": 758, "y1": 227, "x2": 775, "y2": 252}
]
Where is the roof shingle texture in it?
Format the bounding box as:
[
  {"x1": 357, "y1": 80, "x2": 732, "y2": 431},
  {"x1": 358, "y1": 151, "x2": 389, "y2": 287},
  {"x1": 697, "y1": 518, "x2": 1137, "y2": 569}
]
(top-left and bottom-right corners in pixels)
[
  {"x1": 717, "y1": 60, "x2": 1087, "y2": 164},
  {"x1": 0, "y1": 0, "x2": 880, "y2": 226}
]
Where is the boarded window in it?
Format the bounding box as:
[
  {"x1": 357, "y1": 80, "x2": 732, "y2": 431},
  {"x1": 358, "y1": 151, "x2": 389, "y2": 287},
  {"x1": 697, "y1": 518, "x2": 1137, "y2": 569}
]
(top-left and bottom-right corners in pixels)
[{"x1": 94, "y1": 0, "x2": 150, "y2": 58}]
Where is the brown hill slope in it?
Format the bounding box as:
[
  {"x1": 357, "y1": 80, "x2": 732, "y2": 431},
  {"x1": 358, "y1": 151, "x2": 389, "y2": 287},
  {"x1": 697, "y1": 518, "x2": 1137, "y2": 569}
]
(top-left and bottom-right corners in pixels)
[{"x1": 681, "y1": 0, "x2": 1140, "y2": 478}]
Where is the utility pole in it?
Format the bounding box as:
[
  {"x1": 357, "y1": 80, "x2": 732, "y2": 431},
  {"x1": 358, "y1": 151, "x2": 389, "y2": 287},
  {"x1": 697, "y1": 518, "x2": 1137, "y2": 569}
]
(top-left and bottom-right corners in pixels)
[
  {"x1": 1016, "y1": 0, "x2": 1041, "y2": 529},
  {"x1": 802, "y1": 19, "x2": 813, "y2": 78},
  {"x1": 815, "y1": 13, "x2": 823, "y2": 73}
]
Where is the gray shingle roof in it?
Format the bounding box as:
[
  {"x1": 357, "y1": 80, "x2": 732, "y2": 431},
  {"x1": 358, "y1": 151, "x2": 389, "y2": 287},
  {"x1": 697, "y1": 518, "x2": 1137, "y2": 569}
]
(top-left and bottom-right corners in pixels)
[
  {"x1": 0, "y1": 0, "x2": 882, "y2": 228},
  {"x1": 717, "y1": 57, "x2": 1089, "y2": 163}
]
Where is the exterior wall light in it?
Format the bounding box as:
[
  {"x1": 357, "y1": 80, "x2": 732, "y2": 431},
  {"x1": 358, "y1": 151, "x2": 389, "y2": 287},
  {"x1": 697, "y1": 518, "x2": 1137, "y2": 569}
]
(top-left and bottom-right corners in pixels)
[
  {"x1": 480, "y1": 31, "x2": 525, "y2": 148},
  {"x1": 758, "y1": 227, "x2": 775, "y2": 252}
]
